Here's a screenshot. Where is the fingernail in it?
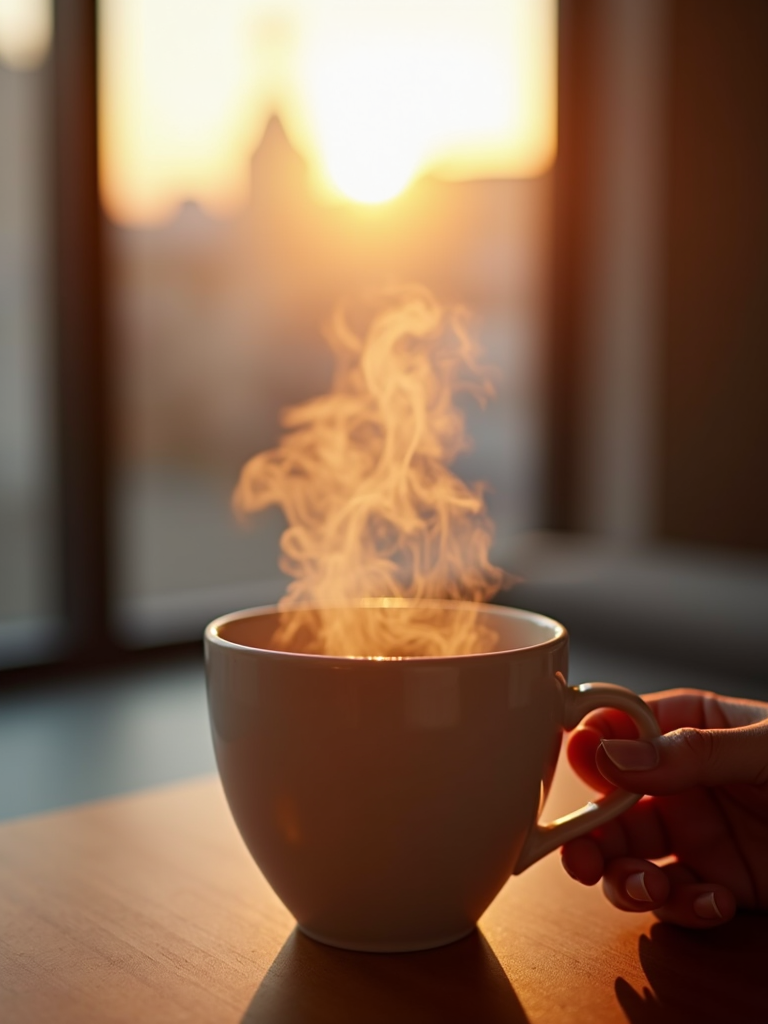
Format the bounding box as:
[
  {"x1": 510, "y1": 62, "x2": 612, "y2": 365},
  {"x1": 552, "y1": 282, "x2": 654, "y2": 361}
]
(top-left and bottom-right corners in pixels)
[
  {"x1": 693, "y1": 892, "x2": 723, "y2": 920},
  {"x1": 601, "y1": 739, "x2": 659, "y2": 771},
  {"x1": 626, "y1": 871, "x2": 653, "y2": 902}
]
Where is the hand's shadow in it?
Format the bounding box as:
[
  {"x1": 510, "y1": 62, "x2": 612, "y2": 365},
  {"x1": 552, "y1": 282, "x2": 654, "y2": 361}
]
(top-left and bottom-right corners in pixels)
[
  {"x1": 242, "y1": 927, "x2": 529, "y2": 1024},
  {"x1": 615, "y1": 914, "x2": 768, "y2": 1024}
]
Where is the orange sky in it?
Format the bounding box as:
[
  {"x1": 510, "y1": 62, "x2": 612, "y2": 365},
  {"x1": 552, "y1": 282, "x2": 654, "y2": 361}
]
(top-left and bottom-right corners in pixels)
[{"x1": 98, "y1": 0, "x2": 557, "y2": 224}]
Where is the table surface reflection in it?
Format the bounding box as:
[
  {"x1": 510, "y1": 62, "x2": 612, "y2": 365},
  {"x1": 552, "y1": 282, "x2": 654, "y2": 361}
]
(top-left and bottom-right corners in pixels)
[{"x1": 1, "y1": 758, "x2": 765, "y2": 1024}]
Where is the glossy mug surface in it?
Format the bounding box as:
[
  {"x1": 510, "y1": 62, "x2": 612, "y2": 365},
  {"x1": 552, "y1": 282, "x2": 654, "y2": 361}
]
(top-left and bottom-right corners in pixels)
[{"x1": 204, "y1": 600, "x2": 659, "y2": 952}]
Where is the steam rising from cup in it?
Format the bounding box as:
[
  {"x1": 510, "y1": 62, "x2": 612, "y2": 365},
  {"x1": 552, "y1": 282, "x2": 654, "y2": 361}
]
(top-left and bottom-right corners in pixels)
[{"x1": 233, "y1": 285, "x2": 508, "y2": 657}]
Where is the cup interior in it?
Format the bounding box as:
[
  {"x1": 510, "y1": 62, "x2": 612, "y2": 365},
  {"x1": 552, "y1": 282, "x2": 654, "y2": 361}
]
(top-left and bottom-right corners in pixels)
[{"x1": 211, "y1": 600, "x2": 563, "y2": 659}]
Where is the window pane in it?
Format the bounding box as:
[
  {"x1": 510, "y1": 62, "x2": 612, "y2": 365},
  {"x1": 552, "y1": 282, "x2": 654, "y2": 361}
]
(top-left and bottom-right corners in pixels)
[
  {"x1": 101, "y1": 0, "x2": 556, "y2": 644},
  {"x1": 0, "y1": 14, "x2": 58, "y2": 667}
]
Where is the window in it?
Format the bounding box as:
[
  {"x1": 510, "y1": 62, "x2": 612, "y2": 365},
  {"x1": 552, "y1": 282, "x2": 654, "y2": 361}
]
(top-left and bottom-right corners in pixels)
[
  {"x1": 100, "y1": 0, "x2": 557, "y2": 646},
  {"x1": 8, "y1": 1, "x2": 761, "y2": 683},
  {"x1": 0, "y1": 0, "x2": 558, "y2": 671}
]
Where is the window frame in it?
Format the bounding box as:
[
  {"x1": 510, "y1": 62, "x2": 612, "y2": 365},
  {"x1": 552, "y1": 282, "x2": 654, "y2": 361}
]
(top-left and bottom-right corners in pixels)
[{"x1": 2, "y1": 1, "x2": 201, "y2": 687}]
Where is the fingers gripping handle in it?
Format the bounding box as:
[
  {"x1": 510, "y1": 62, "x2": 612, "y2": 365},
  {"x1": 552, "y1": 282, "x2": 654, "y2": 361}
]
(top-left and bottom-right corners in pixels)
[{"x1": 512, "y1": 683, "x2": 661, "y2": 875}]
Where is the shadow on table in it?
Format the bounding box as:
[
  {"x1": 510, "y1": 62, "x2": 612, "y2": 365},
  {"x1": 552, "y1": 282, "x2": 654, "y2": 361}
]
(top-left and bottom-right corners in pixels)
[
  {"x1": 615, "y1": 914, "x2": 768, "y2": 1024},
  {"x1": 242, "y1": 927, "x2": 529, "y2": 1024}
]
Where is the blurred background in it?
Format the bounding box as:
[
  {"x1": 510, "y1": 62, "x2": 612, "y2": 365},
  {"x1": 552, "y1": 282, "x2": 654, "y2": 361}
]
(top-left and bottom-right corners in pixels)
[
  {"x1": 1, "y1": 0, "x2": 555, "y2": 655},
  {"x1": 1, "y1": 0, "x2": 766, "y2": 816}
]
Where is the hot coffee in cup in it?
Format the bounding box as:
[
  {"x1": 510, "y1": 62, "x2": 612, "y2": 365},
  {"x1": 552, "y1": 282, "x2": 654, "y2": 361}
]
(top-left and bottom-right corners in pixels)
[{"x1": 205, "y1": 598, "x2": 659, "y2": 952}]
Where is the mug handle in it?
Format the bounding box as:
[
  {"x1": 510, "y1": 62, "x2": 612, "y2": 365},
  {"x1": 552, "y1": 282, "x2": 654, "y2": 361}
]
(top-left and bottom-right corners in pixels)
[{"x1": 512, "y1": 681, "x2": 661, "y2": 875}]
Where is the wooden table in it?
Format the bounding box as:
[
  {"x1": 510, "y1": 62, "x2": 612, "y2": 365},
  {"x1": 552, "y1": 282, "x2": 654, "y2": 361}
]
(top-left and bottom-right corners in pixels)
[{"x1": 1, "y1": 758, "x2": 766, "y2": 1024}]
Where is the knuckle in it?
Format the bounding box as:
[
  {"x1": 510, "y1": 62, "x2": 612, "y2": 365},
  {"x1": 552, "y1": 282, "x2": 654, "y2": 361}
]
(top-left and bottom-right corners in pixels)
[{"x1": 670, "y1": 726, "x2": 716, "y2": 765}]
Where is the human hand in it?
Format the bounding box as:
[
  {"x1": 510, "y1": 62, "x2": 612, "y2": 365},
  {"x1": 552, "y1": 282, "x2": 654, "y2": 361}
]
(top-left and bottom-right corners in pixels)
[{"x1": 561, "y1": 688, "x2": 768, "y2": 928}]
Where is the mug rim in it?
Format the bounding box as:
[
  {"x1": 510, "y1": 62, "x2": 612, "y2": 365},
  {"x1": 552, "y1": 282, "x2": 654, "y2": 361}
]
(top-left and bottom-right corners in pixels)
[{"x1": 204, "y1": 598, "x2": 567, "y2": 663}]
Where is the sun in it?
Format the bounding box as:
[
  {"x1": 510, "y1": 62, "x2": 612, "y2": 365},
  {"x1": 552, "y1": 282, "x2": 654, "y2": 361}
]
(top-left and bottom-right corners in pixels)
[
  {"x1": 323, "y1": 138, "x2": 419, "y2": 205},
  {"x1": 306, "y1": 47, "x2": 427, "y2": 206}
]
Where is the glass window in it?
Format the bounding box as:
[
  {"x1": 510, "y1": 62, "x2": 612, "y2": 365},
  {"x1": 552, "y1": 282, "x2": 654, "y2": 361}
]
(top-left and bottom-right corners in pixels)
[{"x1": 99, "y1": 0, "x2": 557, "y2": 644}]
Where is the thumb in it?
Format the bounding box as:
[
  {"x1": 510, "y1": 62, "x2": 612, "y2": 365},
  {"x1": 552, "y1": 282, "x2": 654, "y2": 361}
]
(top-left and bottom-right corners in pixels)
[{"x1": 596, "y1": 719, "x2": 768, "y2": 794}]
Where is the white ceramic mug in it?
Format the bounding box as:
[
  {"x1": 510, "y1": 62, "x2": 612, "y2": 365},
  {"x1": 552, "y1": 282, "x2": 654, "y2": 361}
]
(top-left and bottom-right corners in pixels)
[{"x1": 204, "y1": 599, "x2": 659, "y2": 952}]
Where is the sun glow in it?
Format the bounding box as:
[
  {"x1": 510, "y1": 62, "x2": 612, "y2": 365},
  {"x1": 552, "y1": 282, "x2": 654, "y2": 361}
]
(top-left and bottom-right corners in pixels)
[
  {"x1": 324, "y1": 138, "x2": 418, "y2": 206},
  {"x1": 317, "y1": 82, "x2": 425, "y2": 204},
  {"x1": 99, "y1": 0, "x2": 556, "y2": 222}
]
